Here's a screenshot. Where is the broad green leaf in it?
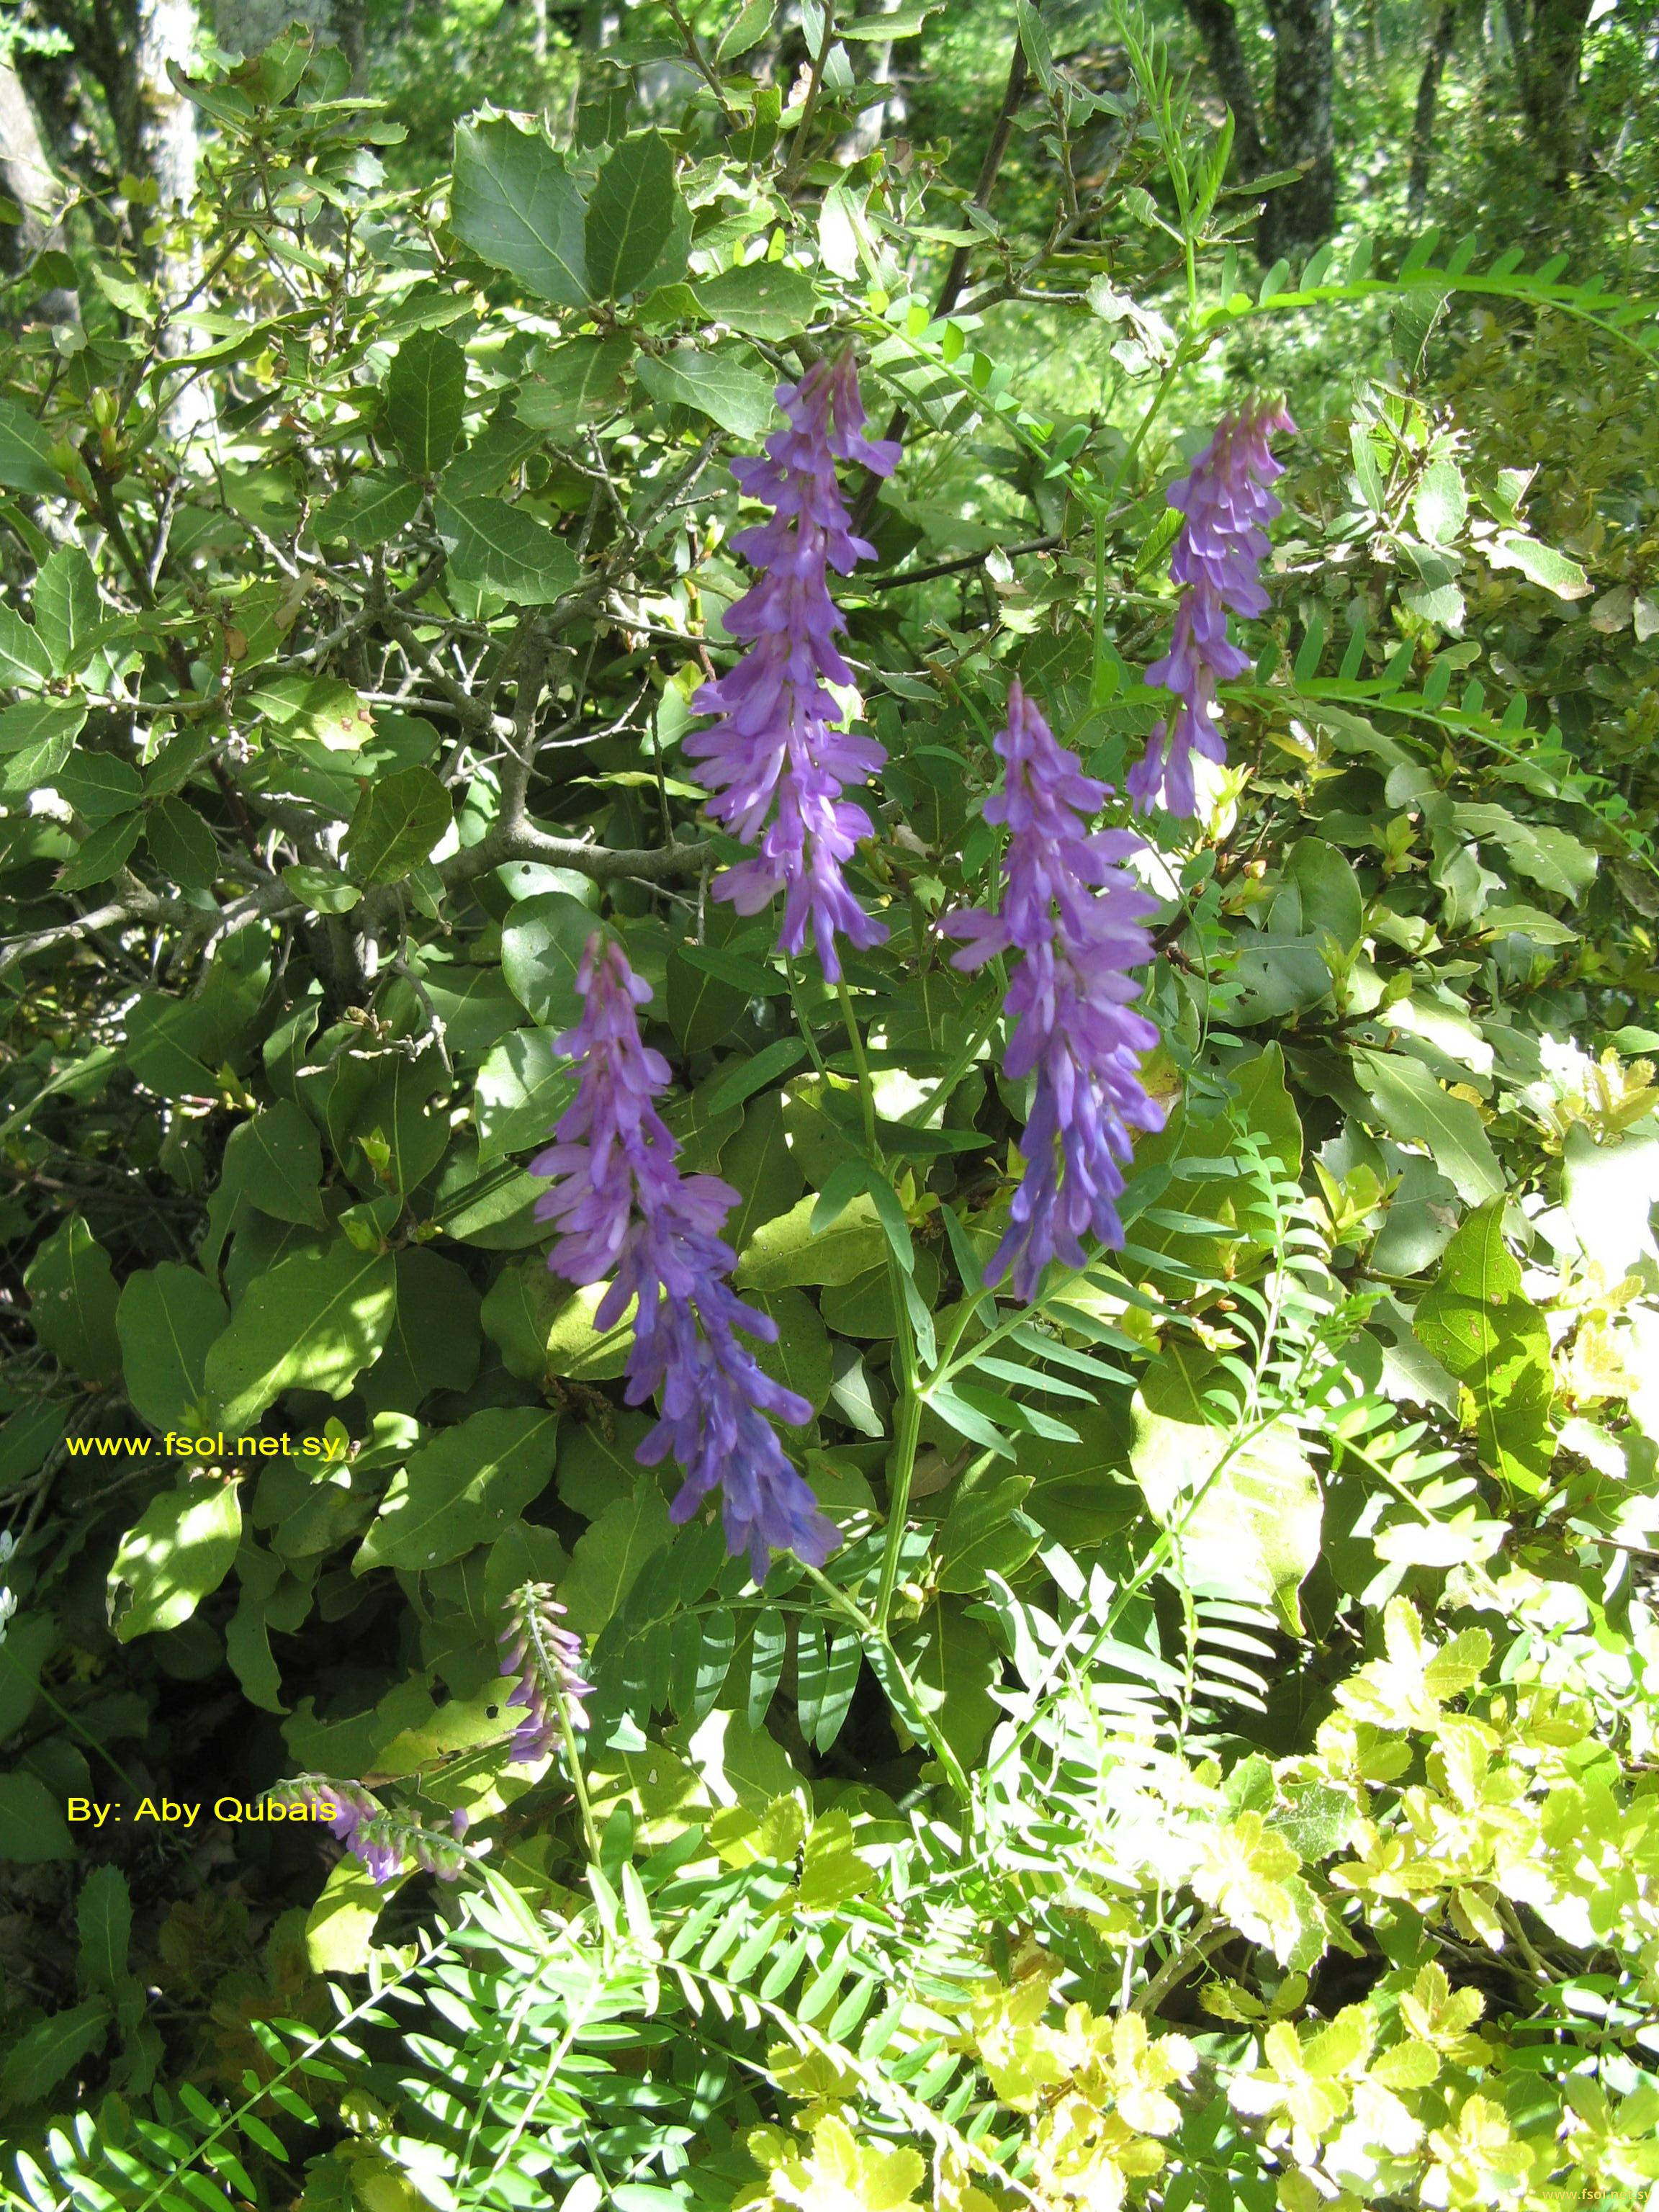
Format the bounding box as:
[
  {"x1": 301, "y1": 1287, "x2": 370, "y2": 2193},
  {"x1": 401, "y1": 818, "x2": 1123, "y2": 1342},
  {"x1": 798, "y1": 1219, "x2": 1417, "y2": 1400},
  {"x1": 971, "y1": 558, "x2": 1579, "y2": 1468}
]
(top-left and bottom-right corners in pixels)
[
  {"x1": 1487, "y1": 531, "x2": 1591, "y2": 598},
  {"x1": 1411, "y1": 458, "x2": 1467, "y2": 546},
  {"x1": 637, "y1": 344, "x2": 776, "y2": 436},
  {"x1": 343, "y1": 765, "x2": 451, "y2": 882},
  {"x1": 545, "y1": 1281, "x2": 637, "y2": 1381},
  {"x1": 0, "y1": 396, "x2": 68, "y2": 498},
  {"x1": 750, "y1": 1288, "x2": 835, "y2": 1413},
  {"x1": 0, "y1": 2002, "x2": 109, "y2": 2108},
  {"x1": 0, "y1": 1774, "x2": 76, "y2": 1864},
  {"x1": 451, "y1": 117, "x2": 589, "y2": 305},
  {"x1": 222, "y1": 1100, "x2": 328, "y2": 1230},
  {"x1": 516, "y1": 336, "x2": 636, "y2": 439},
  {"x1": 433, "y1": 494, "x2": 580, "y2": 614},
  {"x1": 716, "y1": 0, "x2": 775, "y2": 60},
  {"x1": 305, "y1": 1857, "x2": 394, "y2": 1974},
  {"x1": 585, "y1": 132, "x2": 678, "y2": 300},
  {"x1": 354, "y1": 1406, "x2": 559, "y2": 1573},
  {"x1": 1131, "y1": 1360, "x2": 1322, "y2": 1633},
  {"x1": 474, "y1": 1028, "x2": 576, "y2": 1163},
  {"x1": 936, "y1": 1471, "x2": 1042, "y2": 1593},
  {"x1": 501, "y1": 891, "x2": 598, "y2": 1027},
  {"x1": 203, "y1": 1243, "x2": 396, "y2": 1431},
  {"x1": 386, "y1": 327, "x2": 467, "y2": 477},
  {"x1": 559, "y1": 1473, "x2": 672, "y2": 1637},
  {"x1": 32, "y1": 547, "x2": 102, "y2": 671},
  {"x1": 1413, "y1": 1201, "x2": 1554, "y2": 1493},
  {"x1": 1352, "y1": 1048, "x2": 1503, "y2": 1206},
  {"x1": 734, "y1": 1192, "x2": 885, "y2": 1290},
  {"x1": 892, "y1": 1603, "x2": 1001, "y2": 1764},
  {"x1": 694, "y1": 261, "x2": 817, "y2": 340},
  {"x1": 0, "y1": 698, "x2": 86, "y2": 756},
  {"x1": 246, "y1": 673, "x2": 374, "y2": 752},
  {"x1": 56, "y1": 814, "x2": 143, "y2": 893},
  {"x1": 313, "y1": 467, "x2": 423, "y2": 548},
  {"x1": 0, "y1": 604, "x2": 53, "y2": 688},
  {"x1": 109, "y1": 1478, "x2": 243, "y2": 1640},
  {"x1": 226, "y1": 1589, "x2": 287, "y2": 1714},
  {"x1": 24, "y1": 1216, "x2": 122, "y2": 1384},
  {"x1": 1286, "y1": 837, "x2": 1364, "y2": 957},
  {"x1": 281, "y1": 862, "x2": 361, "y2": 913},
  {"x1": 360, "y1": 1249, "x2": 482, "y2": 1413},
  {"x1": 145, "y1": 795, "x2": 218, "y2": 890},
  {"x1": 76, "y1": 1865, "x2": 133, "y2": 2003},
  {"x1": 116, "y1": 1264, "x2": 228, "y2": 1434}
]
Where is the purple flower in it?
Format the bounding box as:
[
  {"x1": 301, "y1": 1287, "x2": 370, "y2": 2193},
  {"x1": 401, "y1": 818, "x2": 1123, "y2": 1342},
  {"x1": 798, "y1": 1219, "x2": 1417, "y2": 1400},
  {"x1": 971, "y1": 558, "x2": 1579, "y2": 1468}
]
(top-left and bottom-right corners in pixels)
[
  {"x1": 942, "y1": 683, "x2": 1165, "y2": 1302},
  {"x1": 1132, "y1": 397, "x2": 1296, "y2": 818},
  {"x1": 269, "y1": 1776, "x2": 475, "y2": 1887},
  {"x1": 499, "y1": 1583, "x2": 593, "y2": 1766},
  {"x1": 533, "y1": 935, "x2": 837, "y2": 1581},
  {"x1": 685, "y1": 352, "x2": 900, "y2": 982}
]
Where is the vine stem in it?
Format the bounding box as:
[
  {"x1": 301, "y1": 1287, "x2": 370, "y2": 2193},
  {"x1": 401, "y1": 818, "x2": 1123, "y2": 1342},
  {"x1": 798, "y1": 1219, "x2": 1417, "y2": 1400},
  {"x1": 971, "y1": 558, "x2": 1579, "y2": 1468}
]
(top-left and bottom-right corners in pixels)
[
  {"x1": 559, "y1": 1687, "x2": 605, "y2": 1866},
  {"x1": 799, "y1": 1562, "x2": 973, "y2": 1804},
  {"x1": 835, "y1": 976, "x2": 922, "y2": 1634}
]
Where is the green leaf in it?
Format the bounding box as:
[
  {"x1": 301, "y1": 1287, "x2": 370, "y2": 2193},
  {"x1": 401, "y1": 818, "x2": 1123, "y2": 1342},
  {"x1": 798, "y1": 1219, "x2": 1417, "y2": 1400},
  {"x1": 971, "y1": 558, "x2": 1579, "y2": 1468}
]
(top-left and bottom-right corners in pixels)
[
  {"x1": 343, "y1": 765, "x2": 451, "y2": 883},
  {"x1": 24, "y1": 1216, "x2": 122, "y2": 1384},
  {"x1": 716, "y1": 0, "x2": 775, "y2": 60},
  {"x1": 0, "y1": 604, "x2": 53, "y2": 689},
  {"x1": 474, "y1": 1028, "x2": 576, "y2": 1164},
  {"x1": 937, "y1": 1473, "x2": 1042, "y2": 1593},
  {"x1": 116, "y1": 1264, "x2": 228, "y2": 1434},
  {"x1": 32, "y1": 547, "x2": 102, "y2": 672},
  {"x1": 360, "y1": 1249, "x2": 482, "y2": 1413},
  {"x1": 1487, "y1": 531, "x2": 1591, "y2": 599},
  {"x1": 706, "y1": 1038, "x2": 809, "y2": 1115},
  {"x1": 386, "y1": 327, "x2": 467, "y2": 477},
  {"x1": 354, "y1": 1406, "x2": 559, "y2": 1573},
  {"x1": 750, "y1": 1288, "x2": 835, "y2": 1413},
  {"x1": 515, "y1": 336, "x2": 637, "y2": 439},
  {"x1": 313, "y1": 467, "x2": 423, "y2": 548},
  {"x1": 501, "y1": 892, "x2": 598, "y2": 1027},
  {"x1": 451, "y1": 116, "x2": 589, "y2": 306},
  {"x1": 221, "y1": 1100, "x2": 328, "y2": 1229},
  {"x1": 637, "y1": 344, "x2": 776, "y2": 436},
  {"x1": 1411, "y1": 458, "x2": 1467, "y2": 546},
  {"x1": 1352, "y1": 1048, "x2": 1503, "y2": 1206},
  {"x1": 561, "y1": 1475, "x2": 673, "y2": 1637},
  {"x1": 585, "y1": 132, "x2": 679, "y2": 300},
  {"x1": 56, "y1": 814, "x2": 143, "y2": 894},
  {"x1": 246, "y1": 674, "x2": 374, "y2": 752},
  {"x1": 0, "y1": 698, "x2": 86, "y2": 757},
  {"x1": 1286, "y1": 837, "x2": 1364, "y2": 958},
  {"x1": 226, "y1": 1588, "x2": 287, "y2": 1714},
  {"x1": 144, "y1": 795, "x2": 218, "y2": 889},
  {"x1": 433, "y1": 495, "x2": 580, "y2": 614},
  {"x1": 0, "y1": 1774, "x2": 76, "y2": 1864},
  {"x1": 892, "y1": 1603, "x2": 1001, "y2": 1764},
  {"x1": 693, "y1": 261, "x2": 817, "y2": 339},
  {"x1": 545, "y1": 1281, "x2": 636, "y2": 1380},
  {"x1": 1130, "y1": 1370, "x2": 1322, "y2": 1633},
  {"x1": 734, "y1": 1192, "x2": 886, "y2": 1290},
  {"x1": 1413, "y1": 1201, "x2": 1554, "y2": 1493},
  {"x1": 0, "y1": 396, "x2": 68, "y2": 498},
  {"x1": 280, "y1": 862, "x2": 361, "y2": 914},
  {"x1": 76, "y1": 1865, "x2": 133, "y2": 2003},
  {"x1": 109, "y1": 1477, "x2": 243, "y2": 1641},
  {"x1": 0, "y1": 2001, "x2": 109, "y2": 2110},
  {"x1": 203, "y1": 1243, "x2": 397, "y2": 1432}
]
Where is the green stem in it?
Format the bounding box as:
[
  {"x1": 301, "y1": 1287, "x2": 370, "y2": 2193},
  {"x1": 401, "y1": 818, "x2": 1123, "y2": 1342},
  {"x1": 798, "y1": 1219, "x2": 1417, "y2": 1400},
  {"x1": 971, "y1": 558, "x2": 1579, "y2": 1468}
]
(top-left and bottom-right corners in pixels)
[
  {"x1": 559, "y1": 1689, "x2": 604, "y2": 1866},
  {"x1": 800, "y1": 1563, "x2": 973, "y2": 1803},
  {"x1": 899, "y1": 987, "x2": 1003, "y2": 1126},
  {"x1": 835, "y1": 979, "x2": 923, "y2": 1634}
]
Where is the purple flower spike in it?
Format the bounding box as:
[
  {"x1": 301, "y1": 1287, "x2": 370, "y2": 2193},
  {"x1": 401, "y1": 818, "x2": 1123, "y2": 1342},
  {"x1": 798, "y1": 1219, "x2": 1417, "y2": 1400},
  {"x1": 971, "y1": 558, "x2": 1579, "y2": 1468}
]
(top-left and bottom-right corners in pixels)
[
  {"x1": 268, "y1": 1776, "x2": 477, "y2": 1887},
  {"x1": 499, "y1": 1583, "x2": 594, "y2": 1766},
  {"x1": 1133, "y1": 397, "x2": 1296, "y2": 818},
  {"x1": 685, "y1": 352, "x2": 900, "y2": 982},
  {"x1": 534, "y1": 935, "x2": 837, "y2": 1580},
  {"x1": 942, "y1": 684, "x2": 1166, "y2": 1302}
]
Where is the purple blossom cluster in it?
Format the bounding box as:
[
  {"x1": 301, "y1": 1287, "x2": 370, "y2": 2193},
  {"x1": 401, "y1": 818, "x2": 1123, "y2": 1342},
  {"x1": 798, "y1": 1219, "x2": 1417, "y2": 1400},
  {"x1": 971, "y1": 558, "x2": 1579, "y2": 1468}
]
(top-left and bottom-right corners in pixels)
[
  {"x1": 498, "y1": 1582, "x2": 593, "y2": 1766},
  {"x1": 1131, "y1": 397, "x2": 1297, "y2": 819},
  {"x1": 533, "y1": 935, "x2": 837, "y2": 1581},
  {"x1": 269, "y1": 1776, "x2": 473, "y2": 1887},
  {"x1": 943, "y1": 683, "x2": 1166, "y2": 1301},
  {"x1": 685, "y1": 352, "x2": 899, "y2": 982}
]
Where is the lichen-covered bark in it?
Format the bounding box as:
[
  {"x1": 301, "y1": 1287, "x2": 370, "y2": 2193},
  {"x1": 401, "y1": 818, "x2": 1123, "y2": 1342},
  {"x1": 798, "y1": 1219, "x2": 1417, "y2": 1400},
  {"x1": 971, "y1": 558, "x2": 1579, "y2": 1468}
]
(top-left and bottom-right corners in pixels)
[
  {"x1": 1258, "y1": 0, "x2": 1335, "y2": 261},
  {"x1": 0, "y1": 50, "x2": 63, "y2": 268}
]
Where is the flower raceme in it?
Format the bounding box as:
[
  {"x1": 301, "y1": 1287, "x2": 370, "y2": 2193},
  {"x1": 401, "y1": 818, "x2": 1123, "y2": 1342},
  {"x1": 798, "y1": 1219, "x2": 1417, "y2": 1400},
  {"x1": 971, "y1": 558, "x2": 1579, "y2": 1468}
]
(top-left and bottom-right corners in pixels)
[
  {"x1": 498, "y1": 1582, "x2": 593, "y2": 1766},
  {"x1": 267, "y1": 1776, "x2": 474, "y2": 1887},
  {"x1": 686, "y1": 352, "x2": 899, "y2": 983},
  {"x1": 533, "y1": 935, "x2": 837, "y2": 1581},
  {"x1": 1133, "y1": 397, "x2": 1297, "y2": 819},
  {"x1": 943, "y1": 684, "x2": 1165, "y2": 1302}
]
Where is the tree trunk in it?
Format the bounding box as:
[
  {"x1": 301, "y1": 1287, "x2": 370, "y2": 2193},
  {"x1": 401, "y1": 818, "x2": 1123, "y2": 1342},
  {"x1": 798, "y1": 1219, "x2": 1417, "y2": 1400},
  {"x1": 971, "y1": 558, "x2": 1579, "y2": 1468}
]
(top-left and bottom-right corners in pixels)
[
  {"x1": 1257, "y1": 0, "x2": 1335, "y2": 262},
  {"x1": 840, "y1": 0, "x2": 909, "y2": 162},
  {"x1": 1180, "y1": 0, "x2": 1269, "y2": 176},
  {"x1": 1514, "y1": 0, "x2": 1594, "y2": 183},
  {"x1": 0, "y1": 49, "x2": 64, "y2": 267},
  {"x1": 135, "y1": 0, "x2": 199, "y2": 221},
  {"x1": 1407, "y1": 0, "x2": 1460, "y2": 217}
]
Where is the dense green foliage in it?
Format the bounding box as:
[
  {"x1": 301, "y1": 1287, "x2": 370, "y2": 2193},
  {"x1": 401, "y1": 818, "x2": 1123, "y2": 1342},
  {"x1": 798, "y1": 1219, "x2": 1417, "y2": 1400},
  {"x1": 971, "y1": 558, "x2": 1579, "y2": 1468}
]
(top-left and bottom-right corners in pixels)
[{"x1": 2, "y1": 4, "x2": 1659, "y2": 2209}]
